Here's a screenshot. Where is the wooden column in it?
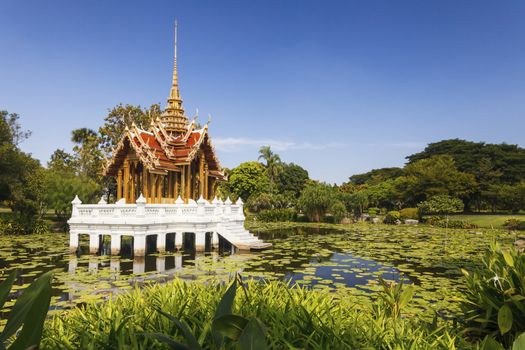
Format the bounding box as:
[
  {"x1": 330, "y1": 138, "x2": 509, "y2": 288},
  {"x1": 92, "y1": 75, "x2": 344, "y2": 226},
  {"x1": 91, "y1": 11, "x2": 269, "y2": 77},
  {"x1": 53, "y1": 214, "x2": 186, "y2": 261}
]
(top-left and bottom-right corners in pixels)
[
  {"x1": 186, "y1": 164, "x2": 192, "y2": 201},
  {"x1": 181, "y1": 166, "x2": 186, "y2": 202},
  {"x1": 117, "y1": 169, "x2": 123, "y2": 200},
  {"x1": 199, "y1": 155, "x2": 205, "y2": 198},
  {"x1": 204, "y1": 165, "x2": 209, "y2": 199},
  {"x1": 142, "y1": 169, "x2": 148, "y2": 200},
  {"x1": 123, "y1": 160, "x2": 130, "y2": 203},
  {"x1": 157, "y1": 175, "x2": 163, "y2": 202},
  {"x1": 174, "y1": 172, "x2": 179, "y2": 198}
]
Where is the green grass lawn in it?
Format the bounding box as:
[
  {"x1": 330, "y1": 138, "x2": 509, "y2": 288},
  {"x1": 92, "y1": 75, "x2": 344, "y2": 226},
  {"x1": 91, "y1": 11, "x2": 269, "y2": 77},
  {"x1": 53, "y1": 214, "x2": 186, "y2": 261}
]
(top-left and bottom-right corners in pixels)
[{"x1": 450, "y1": 214, "x2": 525, "y2": 228}]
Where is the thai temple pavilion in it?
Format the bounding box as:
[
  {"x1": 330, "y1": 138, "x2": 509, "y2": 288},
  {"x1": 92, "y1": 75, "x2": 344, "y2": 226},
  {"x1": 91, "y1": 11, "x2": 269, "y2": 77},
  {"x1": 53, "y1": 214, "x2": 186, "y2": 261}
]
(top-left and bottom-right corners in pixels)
[{"x1": 103, "y1": 27, "x2": 225, "y2": 204}]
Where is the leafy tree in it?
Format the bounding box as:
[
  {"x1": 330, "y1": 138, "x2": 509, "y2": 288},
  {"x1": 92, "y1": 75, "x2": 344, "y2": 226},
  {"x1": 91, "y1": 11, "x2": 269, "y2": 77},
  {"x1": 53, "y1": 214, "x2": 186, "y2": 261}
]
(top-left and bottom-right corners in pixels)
[
  {"x1": 98, "y1": 103, "x2": 161, "y2": 156},
  {"x1": 276, "y1": 163, "x2": 309, "y2": 197},
  {"x1": 44, "y1": 172, "x2": 100, "y2": 230},
  {"x1": 349, "y1": 167, "x2": 404, "y2": 185},
  {"x1": 398, "y1": 155, "x2": 477, "y2": 206},
  {"x1": 406, "y1": 139, "x2": 525, "y2": 184},
  {"x1": 417, "y1": 194, "x2": 464, "y2": 217},
  {"x1": 0, "y1": 110, "x2": 46, "y2": 232},
  {"x1": 490, "y1": 182, "x2": 525, "y2": 213},
  {"x1": 297, "y1": 182, "x2": 335, "y2": 222},
  {"x1": 344, "y1": 191, "x2": 369, "y2": 216},
  {"x1": 258, "y1": 146, "x2": 282, "y2": 193},
  {"x1": 48, "y1": 149, "x2": 78, "y2": 174},
  {"x1": 228, "y1": 162, "x2": 270, "y2": 201},
  {"x1": 71, "y1": 128, "x2": 103, "y2": 182}
]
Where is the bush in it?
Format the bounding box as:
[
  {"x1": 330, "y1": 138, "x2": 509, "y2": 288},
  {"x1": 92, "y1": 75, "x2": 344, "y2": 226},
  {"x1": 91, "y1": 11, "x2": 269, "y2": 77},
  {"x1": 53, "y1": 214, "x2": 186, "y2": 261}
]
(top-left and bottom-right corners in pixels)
[
  {"x1": 400, "y1": 208, "x2": 419, "y2": 220},
  {"x1": 330, "y1": 200, "x2": 347, "y2": 223},
  {"x1": 257, "y1": 208, "x2": 297, "y2": 222},
  {"x1": 0, "y1": 220, "x2": 26, "y2": 235},
  {"x1": 367, "y1": 207, "x2": 380, "y2": 216},
  {"x1": 459, "y1": 242, "x2": 525, "y2": 348},
  {"x1": 504, "y1": 219, "x2": 525, "y2": 231},
  {"x1": 425, "y1": 217, "x2": 478, "y2": 229},
  {"x1": 384, "y1": 211, "x2": 401, "y2": 224}
]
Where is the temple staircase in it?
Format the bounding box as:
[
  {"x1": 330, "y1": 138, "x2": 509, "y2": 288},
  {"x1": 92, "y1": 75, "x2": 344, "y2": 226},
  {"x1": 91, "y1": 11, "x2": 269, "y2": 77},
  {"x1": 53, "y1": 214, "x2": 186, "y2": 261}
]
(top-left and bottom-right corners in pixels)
[{"x1": 217, "y1": 221, "x2": 272, "y2": 251}]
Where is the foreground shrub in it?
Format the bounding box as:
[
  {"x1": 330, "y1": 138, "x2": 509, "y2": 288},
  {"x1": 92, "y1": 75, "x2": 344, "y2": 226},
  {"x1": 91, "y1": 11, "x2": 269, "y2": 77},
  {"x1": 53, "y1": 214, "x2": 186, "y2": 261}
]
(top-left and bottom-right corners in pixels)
[
  {"x1": 400, "y1": 207, "x2": 419, "y2": 220},
  {"x1": 43, "y1": 278, "x2": 464, "y2": 349},
  {"x1": 459, "y1": 242, "x2": 525, "y2": 348},
  {"x1": 504, "y1": 219, "x2": 525, "y2": 231},
  {"x1": 384, "y1": 210, "x2": 401, "y2": 224},
  {"x1": 257, "y1": 208, "x2": 297, "y2": 222}
]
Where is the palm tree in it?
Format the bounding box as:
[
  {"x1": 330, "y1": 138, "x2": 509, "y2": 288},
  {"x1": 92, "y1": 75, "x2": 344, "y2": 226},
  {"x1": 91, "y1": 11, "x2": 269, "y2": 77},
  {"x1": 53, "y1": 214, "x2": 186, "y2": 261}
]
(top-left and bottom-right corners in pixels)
[{"x1": 258, "y1": 146, "x2": 282, "y2": 193}]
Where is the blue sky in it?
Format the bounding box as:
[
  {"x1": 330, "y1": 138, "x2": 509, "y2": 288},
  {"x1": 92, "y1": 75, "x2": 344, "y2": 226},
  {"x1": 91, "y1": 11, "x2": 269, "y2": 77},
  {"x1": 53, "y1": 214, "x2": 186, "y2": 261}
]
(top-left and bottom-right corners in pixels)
[{"x1": 1, "y1": 0, "x2": 524, "y2": 184}]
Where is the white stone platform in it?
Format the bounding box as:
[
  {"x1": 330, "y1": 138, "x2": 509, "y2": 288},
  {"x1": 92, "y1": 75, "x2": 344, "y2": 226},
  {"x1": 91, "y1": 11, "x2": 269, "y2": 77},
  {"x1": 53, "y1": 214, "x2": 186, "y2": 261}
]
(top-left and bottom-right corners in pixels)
[{"x1": 68, "y1": 194, "x2": 271, "y2": 256}]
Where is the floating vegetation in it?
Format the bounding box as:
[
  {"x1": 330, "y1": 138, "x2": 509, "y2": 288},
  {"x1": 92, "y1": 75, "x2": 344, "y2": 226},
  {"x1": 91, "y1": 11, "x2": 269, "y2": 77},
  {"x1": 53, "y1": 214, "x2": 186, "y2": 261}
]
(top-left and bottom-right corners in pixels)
[{"x1": 0, "y1": 223, "x2": 516, "y2": 319}]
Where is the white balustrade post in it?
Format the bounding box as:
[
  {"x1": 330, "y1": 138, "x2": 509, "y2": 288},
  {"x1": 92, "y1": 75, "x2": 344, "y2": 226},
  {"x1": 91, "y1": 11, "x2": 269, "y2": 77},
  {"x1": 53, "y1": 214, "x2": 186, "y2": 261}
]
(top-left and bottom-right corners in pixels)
[
  {"x1": 136, "y1": 194, "x2": 146, "y2": 217},
  {"x1": 175, "y1": 196, "x2": 184, "y2": 215},
  {"x1": 175, "y1": 232, "x2": 183, "y2": 250},
  {"x1": 224, "y1": 197, "x2": 232, "y2": 216},
  {"x1": 195, "y1": 231, "x2": 206, "y2": 251},
  {"x1": 134, "y1": 234, "x2": 146, "y2": 256},
  {"x1": 68, "y1": 257, "x2": 77, "y2": 273},
  {"x1": 157, "y1": 233, "x2": 166, "y2": 253},
  {"x1": 111, "y1": 234, "x2": 121, "y2": 255},
  {"x1": 175, "y1": 254, "x2": 182, "y2": 269},
  {"x1": 212, "y1": 197, "x2": 221, "y2": 216},
  {"x1": 236, "y1": 197, "x2": 245, "y2": 219},
  {"x1": 89, "y1": 233, "x2": 99, "y2": 254},
  {"x1": 69, "y1": 232, "x2": 79, "y2": 254},
  {"x1": 197, "y1": 195, "x2": 206, "y2": 216},
  {"x1": 71, "y1": 195, "x2": 82, "y2": 217}
]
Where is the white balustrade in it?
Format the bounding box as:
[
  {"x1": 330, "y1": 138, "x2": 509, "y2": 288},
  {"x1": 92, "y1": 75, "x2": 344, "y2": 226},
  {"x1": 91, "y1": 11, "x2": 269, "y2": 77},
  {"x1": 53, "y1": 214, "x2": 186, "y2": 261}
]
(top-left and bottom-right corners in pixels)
[{"x1": 68, "y1": 194, "x2": 270, "y2": 256}]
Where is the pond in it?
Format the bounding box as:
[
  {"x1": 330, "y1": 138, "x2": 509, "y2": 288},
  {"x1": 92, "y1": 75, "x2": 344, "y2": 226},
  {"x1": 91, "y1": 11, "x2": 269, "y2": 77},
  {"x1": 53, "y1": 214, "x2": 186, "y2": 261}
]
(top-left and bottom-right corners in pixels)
[{"x1": 0, "y1": 224, "x2": 516, "y2": 321}]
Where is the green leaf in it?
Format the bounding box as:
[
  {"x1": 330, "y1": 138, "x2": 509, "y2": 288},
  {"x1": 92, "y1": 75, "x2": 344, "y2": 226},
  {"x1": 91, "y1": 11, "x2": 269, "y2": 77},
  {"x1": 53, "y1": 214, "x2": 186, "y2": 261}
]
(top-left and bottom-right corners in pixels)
[
  {"x1": 0, "y1": 271, "x2": 53, "y2": 347},
  {"x1": 156, "y1": 309, "x2": 202, "y2": 350},
  {"x1": 497, "y1": 304, "x2": 513, "y2": 335},
  {"x1": 212, "y1": 314, "x2": 249, "y2": 340},
  {"x1": 143, "y1": 333, "x2": 190, "y2": 350},
  {"x1": 512, "y1": 332, "x2": 525, "y2": 350},
  {"x1": 398, "y1": 284, "x2": 415, "y2": 309},
  {"x1": 0, "y1": 270, "x2": 18, "y2": 311},
  {"x1": 480, "y1": 336, "x2": 505, "y2": 350},
  {"x1": 239, "y1": 318, "x2": 267, "y2": 350},
  {"x1": 214, "y1": 278, "x2": 237, "y2": 320},
  {"x1": 502, "y1": 250, "x2": 514, "y2": 267}
]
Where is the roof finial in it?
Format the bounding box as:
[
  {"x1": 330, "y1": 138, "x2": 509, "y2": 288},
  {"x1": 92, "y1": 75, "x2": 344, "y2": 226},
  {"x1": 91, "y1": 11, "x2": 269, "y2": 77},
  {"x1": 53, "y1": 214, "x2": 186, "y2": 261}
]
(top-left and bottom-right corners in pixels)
[{"x1": 171, "y1": 19, "x2": 179, "y2": 98}]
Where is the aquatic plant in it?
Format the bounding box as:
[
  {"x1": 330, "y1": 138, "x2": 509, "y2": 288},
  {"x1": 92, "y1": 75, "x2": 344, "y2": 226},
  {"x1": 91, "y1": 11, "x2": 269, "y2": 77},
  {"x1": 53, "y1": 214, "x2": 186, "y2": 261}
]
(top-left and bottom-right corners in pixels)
[
  {"x1": 42, "y1": 277, "x2": 465, "y2": 349},
  {"x1": 460, "y1": 242, "x2": 525, "y2": 347},
  {"x1": 0, "y1": 269, "x2": 53, "y2": 350}
]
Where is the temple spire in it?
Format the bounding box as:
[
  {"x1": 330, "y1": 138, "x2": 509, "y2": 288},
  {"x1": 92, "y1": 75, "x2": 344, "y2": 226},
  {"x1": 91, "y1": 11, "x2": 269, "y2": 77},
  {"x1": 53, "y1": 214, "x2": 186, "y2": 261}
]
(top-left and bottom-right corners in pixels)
[
  {"x1": 160, "y1": 20, "x2": 188, "y2": 134},
  {"x1": 170, "y1": 20, "x2": 180, "y2": 100}
]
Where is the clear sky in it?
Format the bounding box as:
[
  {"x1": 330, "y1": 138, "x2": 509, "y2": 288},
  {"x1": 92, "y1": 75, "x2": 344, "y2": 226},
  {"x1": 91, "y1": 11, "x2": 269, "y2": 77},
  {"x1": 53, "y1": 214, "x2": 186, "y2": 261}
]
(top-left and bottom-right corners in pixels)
[{"x1": 1, "y1": 0, "x2": 524, "y2": 184}]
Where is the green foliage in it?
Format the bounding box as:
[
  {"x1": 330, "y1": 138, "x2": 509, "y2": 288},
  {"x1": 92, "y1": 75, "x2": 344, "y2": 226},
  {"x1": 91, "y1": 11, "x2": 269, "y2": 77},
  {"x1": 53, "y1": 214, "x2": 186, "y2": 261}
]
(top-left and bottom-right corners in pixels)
[
  {"x1": 349, "y1": 167, "x2": 404, "y2": 185},
  {"x1": 98, "y1": 103, "x2": 161, "y2": 156},
  {"x1": 329, "y1": 200, "x2": 347, "y2": 223},
  {"x1": 407, "y1": 139, "x2": 525, "y2": 185},
  {"x1": 0, "y1": 270, "x2": 53, "y2": 349},
  {"x1": 43, "y1": 278, "x2": 463, "y2": 349},
  {"x1": 459, "y1": 242, "x2": 525, "y2": 347},
  {"x1": 384, "y1": 211, "x2": 401, "y2": 224},
  {"x1": 257, "y1": 208, "x2": 297, "y2": 222},
  {"x1": 44, "y1": 172, "x2": 101, "y2": 230},
  {"x1": 245, "y1": 193, "x2": 294, "y2": 213},
  {"x1": 258, "y1": 146, "x2": 282, "y2": 193},
  {"x1": 276, "y1": 163, "x2": 309, "y2": 198},
  {"x1": 427, "y1": 218, "x2": 478, "y2": 229},
  {"x1": 297, "y1": 182, "x2": 336, "y2": 222},
  {"x1": 376, "y1": 277, "x2": 415, "y2": 319},
  {"x1": 504, "y1": 219, "x2": 525, "y2": 231},
  {"x1": 146, "y1": 276, "x2": 268, "y2": 350},
  {"x1": 400, "y1": 207, "x2": 419, "y2": 220},
  {"x1": 367, "y1": 207, "x2": 380, "y2": 216},
  {"x1": 418, "y1": 194, "x2": 464, "y2": 216},
  {"x1": 229, "y1": 162, "x2": 270, "y2": 201}
]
